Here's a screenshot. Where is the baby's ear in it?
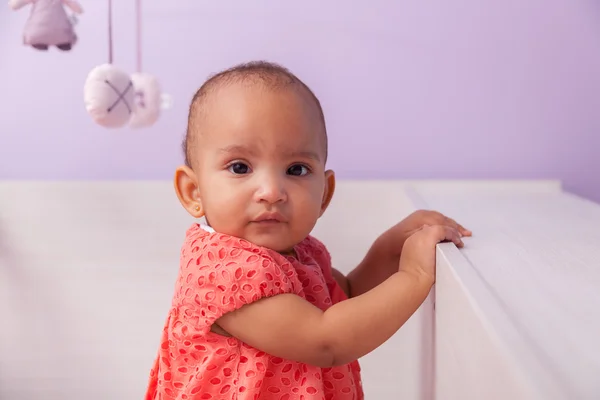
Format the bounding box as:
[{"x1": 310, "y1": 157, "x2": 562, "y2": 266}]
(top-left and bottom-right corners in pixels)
[
  {"x1": 319, "y1": 170, "x2": 336, "y2": 216},
  {"x1": 174, "y1": 166, "x2": 204, "y2": 218}
]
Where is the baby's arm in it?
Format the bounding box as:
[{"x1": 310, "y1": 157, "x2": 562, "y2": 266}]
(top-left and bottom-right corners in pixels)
[
  {"x1": 217, "y1": 225, "x2": 461, "y2": 367},
  {"x1": 8, "y1": 0, "x2": 32, "y2": 10},
  {"x1": 217, "y1": 271, "x2": 430, "y2": 367},
  {"x1": 346, "y1": 211, "x2": 469, "y2": 298}
]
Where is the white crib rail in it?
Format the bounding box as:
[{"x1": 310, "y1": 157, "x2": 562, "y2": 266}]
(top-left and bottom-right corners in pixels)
[{"x1": 414, "y1": 184, "x2": 600, "y2": 400}]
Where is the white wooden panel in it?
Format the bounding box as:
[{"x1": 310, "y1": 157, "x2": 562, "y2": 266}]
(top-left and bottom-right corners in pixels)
[
  {"x1": 0, "y1": 179, "x2": 568, "y2": 400},
  {"x1": 435, "y1": 244, "x2": 541, "y2": 400},
  {"x1": 0, "y1": 182, "x2": 191, "y2": 400},
  {"x1": 417, "y1": 188, "x2": 600, "y2": 400},
  {"x1": 0, "y1": 180, "x2": 423, "y2": 400},
  {"x1": 405, "y1": 179, "x2": 563, "y2": 400},
  {"x1": 409, "y1": 179, "x2": 562, "y2": 195}
]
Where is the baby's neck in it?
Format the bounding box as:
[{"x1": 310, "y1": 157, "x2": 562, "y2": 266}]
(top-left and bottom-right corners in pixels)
[{"x1": 200, "y1": 222, "x2": 298, "y2": 258}]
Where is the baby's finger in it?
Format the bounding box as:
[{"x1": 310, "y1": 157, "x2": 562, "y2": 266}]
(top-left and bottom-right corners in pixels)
[
  {"x1": 456, "y1": 222, "x2": 472, "y2": 237},
  {"x1": 408, "y1": 224, "x2": 429, "y2": 237},
  {"x1": 445, "y1": 226, "x2": 464, "y2": 248},
  {"x1": 446, "y1": 217, "x2": 472, "y2": 237},
  {"x1": 426, "y1": 225, "x2": 464, "y2": 248}
]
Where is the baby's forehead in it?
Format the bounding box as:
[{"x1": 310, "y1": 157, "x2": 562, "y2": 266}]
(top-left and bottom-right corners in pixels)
[
  {"x1": 207, "y1": 80, "x2": 315, "y2": 114},
  {"x1": 186, "y1": 79, "x2": 327, "y2": 167},
  {"x1": 201, "y1": 84, "x2": 324, "y2": 142},
  {"x1": 205, "y1": 118, "x2": 325, "y2": 164}
]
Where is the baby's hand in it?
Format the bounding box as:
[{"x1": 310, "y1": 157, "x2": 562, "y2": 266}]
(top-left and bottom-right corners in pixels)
[
  {"x1": 369, "y1": 209, "x2": 470, "y2": 263},
  {"x1": 398, "y1": 224, "x2": 463, "y2": 282},
  {"x1": 398, "y1": 209, "x2": 471, "y2": 240}
]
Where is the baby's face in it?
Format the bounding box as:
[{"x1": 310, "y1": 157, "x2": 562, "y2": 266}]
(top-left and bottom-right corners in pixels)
[{"x1": 193, "y1": 83, "x2": 331, "y2": 253}]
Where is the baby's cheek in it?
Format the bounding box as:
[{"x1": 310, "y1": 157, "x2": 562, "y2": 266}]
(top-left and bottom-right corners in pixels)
[
  {"x1": 292, "y1": 201, "x2": 321, "y2": 234},
  {"x1": 204, "y1": 202, "x2": 245, "y2": 236}
]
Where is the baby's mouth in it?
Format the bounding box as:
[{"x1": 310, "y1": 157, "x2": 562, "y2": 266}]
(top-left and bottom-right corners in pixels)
[{"x1": 251, "y1": 212, "x2": 287, "y2": 224}]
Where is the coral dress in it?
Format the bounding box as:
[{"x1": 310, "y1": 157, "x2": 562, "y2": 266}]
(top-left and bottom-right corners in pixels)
[{"x1": 145, "y1": 224, "x2": 363, "y2": 400}]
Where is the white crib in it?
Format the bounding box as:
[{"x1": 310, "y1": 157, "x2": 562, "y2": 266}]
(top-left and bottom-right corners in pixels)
[{"x1": 0, "y1": 180, "x2": 597, "y2": 399}]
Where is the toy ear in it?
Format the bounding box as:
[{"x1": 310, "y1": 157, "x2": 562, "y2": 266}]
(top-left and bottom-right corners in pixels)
[
  {"x1": 160, "y1": 94, "x2": 173, "y2": 110},
  {"x1": 129, "y1": 73, "x2": 162, "y2": 128},
  {"x1": 83, "y1": 64, "x2": 135, "y2": 128}
]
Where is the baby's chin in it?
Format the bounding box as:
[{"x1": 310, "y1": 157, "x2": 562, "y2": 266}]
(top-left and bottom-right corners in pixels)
[
  {"x1": 244, "y1": 234, "x2": 299, "y2": 255},
  {"x1": 230, "y1": 227, "x2": 302, "y2": 254},
  {"x1": 206, "y1": 221, "x2": 305, "y2": 254}
]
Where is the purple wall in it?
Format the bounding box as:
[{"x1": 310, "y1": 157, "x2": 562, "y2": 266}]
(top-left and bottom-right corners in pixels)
[{"x1": 2, "y1": 1, "x2": 600, "y2": 201}]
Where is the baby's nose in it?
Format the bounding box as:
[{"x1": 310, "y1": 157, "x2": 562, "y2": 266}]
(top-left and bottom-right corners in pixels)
[{"x1": 255, "y1": 178, "x2": 287, "y2": 204}]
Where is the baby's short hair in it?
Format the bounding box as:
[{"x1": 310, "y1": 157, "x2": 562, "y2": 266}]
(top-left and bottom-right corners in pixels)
[{"x1": 183, "y1": 60, "x2": 327, "y2": 168}]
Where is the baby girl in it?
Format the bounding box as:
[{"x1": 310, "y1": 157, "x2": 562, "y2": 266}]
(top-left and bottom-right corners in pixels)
[{"x1": 145, "y1": 61, "x2": 470, "y2": 400}]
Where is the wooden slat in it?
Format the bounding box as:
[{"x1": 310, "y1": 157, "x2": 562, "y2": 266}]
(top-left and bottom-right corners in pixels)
[{"x1": 416, "y1": 188, "x2": 600, "y2": 399}]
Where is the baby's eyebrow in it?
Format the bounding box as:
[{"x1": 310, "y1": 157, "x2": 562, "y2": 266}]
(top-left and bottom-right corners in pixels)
[
  {"x1": 287, "y1": 151, "x2": 321, "y2": 162},
  {"x1": 218, "y1": 146, "x2": 321, "y2": 162},
  {"x1": 218, "y1": 145, "x2": 256, "y2": 156}
]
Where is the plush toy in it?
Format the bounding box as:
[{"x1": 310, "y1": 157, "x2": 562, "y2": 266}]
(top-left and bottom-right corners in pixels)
[
  {"x1": 8, "y1": 0, "x2": 83, "y2": 51},
  {"x1": 83, "y1": 64, "x2": 135, "y2": 128},
  {"x1": 129, "y1": 73, "x2": 163, "y2": 128},
  {"x1": 82, "y1": 0, "x2": 135, "y2": 128},
  {"x1": 127, "y1": 0, "x2": 170, "y2": 129},
  {"x1": 82, "y1": 0, "x2": 170, "y2": 129}
]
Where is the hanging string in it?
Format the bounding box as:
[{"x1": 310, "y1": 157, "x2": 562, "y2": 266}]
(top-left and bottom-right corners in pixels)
[
  {"x1": 108, "y1": 0, "x2": 113, "y2": 63},
  {"x1": 135, "y1": 0, "x2": 142, "y2": 72}
]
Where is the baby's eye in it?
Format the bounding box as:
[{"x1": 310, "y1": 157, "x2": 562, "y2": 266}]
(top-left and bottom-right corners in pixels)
[
  {"x1": 287, "y1": 164, "x2": 309, "y2": 176},
  {"x1": 228, "y1": 162, "x2": 251, "y2": 175}
]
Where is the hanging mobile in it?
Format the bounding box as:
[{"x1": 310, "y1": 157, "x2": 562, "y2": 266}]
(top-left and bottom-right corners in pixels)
[
  {"x1": 82, "y1": 0, "x2": 135, "y2": 128},
  {"x1": 129, "y1": 0, "x2": 172, "y2": 128},
  {"x1": 9, "y1": 0, "x2": 83, "y2": 51}
]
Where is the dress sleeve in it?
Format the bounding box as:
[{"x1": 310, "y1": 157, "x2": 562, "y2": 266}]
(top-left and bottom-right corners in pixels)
[
  {"x1": 303, "y1": 235, "x2": 349, "y2": 304},
  {"x1": 176, "y1": 233, "x2": 298, "y2": 331}
]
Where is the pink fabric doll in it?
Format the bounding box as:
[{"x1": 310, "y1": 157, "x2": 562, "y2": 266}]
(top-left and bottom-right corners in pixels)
[{"x1": 8, "y1": 0, "x2": 83, "y2": 51}]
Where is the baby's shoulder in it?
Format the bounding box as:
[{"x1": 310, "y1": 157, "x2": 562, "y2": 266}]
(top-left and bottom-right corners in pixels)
[
  {"x1": 298, "y1": 234, "x2": 332, "y2": 265},
  {"x1": 181, "y1": 224, "x2": 290, "y2": 271},
  {"x1": 178, "y1": 224, "x2": 298, "y2": 308}
]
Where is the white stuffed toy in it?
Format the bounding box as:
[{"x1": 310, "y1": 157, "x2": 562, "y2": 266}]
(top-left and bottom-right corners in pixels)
[
  {"x1": 9, "y1": 0, "x2": 83, "y2": 51},
  {"x1": 129, "y1": 73, "x2": 163, "y2": 128},
  {"x1": 83, "y1": 64, "x2": 135, "y2": 129},
  {"x1": 81, "y1": 0, "x2": 171, "y2": 129}
]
